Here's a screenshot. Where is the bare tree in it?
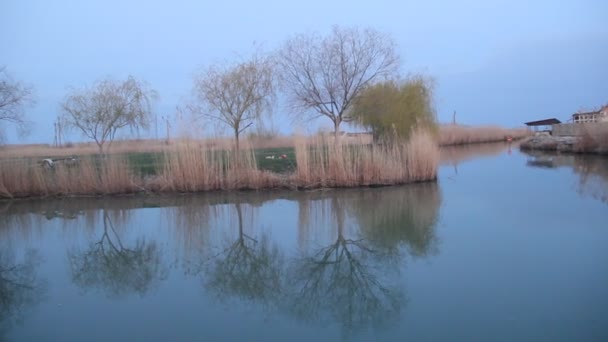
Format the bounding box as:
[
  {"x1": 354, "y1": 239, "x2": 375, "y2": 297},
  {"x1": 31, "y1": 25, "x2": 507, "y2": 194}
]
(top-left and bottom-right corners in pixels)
[
  {"x1": 0, "y1": 66, "x2": 34, "y2": 141},
  {"x1": 193, "y1": 54, "x2": 274, "y2": 150},
  {"x1": 61, "y1": 76, "x2": 157, "y2": 153},
  {"x1": 277, "y1": 26, "x2": 400, "y2": 137}
]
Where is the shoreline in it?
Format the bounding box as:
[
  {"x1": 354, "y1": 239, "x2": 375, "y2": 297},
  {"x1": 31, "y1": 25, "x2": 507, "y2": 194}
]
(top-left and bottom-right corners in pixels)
[
  {"x1": 0, "y1": 177, "x2": 439, "y2": 202},
  {"x1": 0, "y1": 127, "x2": 530, "y2": 201},
  {"x1": 520, "y1": 135, "x2": 608, "y2": 155}
]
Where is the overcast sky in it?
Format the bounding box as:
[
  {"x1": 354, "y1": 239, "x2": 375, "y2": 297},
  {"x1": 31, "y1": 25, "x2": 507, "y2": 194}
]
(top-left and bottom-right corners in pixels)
[{"x1": 1, "y1": 0, "x2": 607, "y2": 144}]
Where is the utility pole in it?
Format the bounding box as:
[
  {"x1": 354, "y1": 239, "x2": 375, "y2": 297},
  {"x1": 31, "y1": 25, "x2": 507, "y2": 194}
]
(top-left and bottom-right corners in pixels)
[
  {"x1": 163, "y1": 115, "x2": 171, "y2": 144},
  {"x1": 452, "y1": 111, "x2": 457, "y2": 125},
  {"x1": 155, "y1": 113, "x2": 159, "y2": 140},
  {"x1": 58, "y1": 118, "x2": 63, "y2": 147},
  {"x1": 53, "y1": 121, "x2": 58, "y2": 147}
]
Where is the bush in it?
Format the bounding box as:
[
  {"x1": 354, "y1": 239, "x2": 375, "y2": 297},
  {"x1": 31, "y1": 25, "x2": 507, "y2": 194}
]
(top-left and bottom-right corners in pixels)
[{"x1": 351, "y1": 76, "x2": 437, "y2": 143}]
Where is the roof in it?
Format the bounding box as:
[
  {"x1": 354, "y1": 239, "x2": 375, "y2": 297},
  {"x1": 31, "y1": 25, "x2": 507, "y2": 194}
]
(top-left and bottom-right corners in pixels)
[{"x1": 524, "y1": 118, "x2": 561, "y2": 126}]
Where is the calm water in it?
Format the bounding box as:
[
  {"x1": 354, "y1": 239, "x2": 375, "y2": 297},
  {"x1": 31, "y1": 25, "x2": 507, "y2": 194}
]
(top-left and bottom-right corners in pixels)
[{"x1": 1, "y1": 144, "x2": 607, "y2": 341}]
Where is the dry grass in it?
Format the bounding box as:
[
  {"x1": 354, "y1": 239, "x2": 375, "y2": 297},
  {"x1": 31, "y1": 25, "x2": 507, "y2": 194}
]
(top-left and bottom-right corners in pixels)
[
  {"x1": 0, "y1": 156, "x2": 141, "y2": 198},
  {"x1": 150, "y1": 140, "x2": 282, "y2": 192},
  {"x1": 293, "y1": 128, "x2": 438, "y2": 188},
  {"x1": 1, "y1": 131, "x2": 439, "y2": 199},
  {"x1": 0, "y1": 139, "x2": 169, "y2": 159},
  {"x1": 575, "y1": 123, "x2": 608, "y2": 154},
  {"x1": 439, "y1": 125, "x2": 530, "y2": 146},
  {"x1": 0, "y1": 135, "x2": 297, "y2": 160}
]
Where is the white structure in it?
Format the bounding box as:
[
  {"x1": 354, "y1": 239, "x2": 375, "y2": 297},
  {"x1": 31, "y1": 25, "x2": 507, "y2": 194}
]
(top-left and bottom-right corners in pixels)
[{"x1": 572, "y1": 106, "x2": 608, "y2": 123}]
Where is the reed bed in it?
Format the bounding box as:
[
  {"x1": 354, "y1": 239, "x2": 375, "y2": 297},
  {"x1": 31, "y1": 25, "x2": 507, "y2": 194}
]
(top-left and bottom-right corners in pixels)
[
  {"x1": 293, "y1": 128, "x2": 438, "y2": 188},
  {"x1": 1, "y1": 130, "x2": 439, "y2": 199},
  {"x1": 0, "y1": 135, "x2": 297, "y2": 160},
  {"x1": 0, "y1": 156, "x2": 140, "y2": 198},
  {"x1": 439, "y1": 125, "x2": 530, "y2": 146},
  {"x1": 150, "y1": 140, "x2": 282, "y2": 192},
  {"x1": 576, "y1": 123, "x2": 608, "y2": 154}
]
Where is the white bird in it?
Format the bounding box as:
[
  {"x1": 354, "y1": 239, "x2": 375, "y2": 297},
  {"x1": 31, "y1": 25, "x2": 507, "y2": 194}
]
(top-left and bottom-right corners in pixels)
[{"x1": 41, "y1": 159, "x2": 54, "y2": 169}]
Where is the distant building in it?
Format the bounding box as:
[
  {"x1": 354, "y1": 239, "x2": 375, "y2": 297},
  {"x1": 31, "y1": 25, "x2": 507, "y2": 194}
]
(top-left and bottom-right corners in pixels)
[{"x1": 572, "y1": 106, "x2": 608, "y2": 123}]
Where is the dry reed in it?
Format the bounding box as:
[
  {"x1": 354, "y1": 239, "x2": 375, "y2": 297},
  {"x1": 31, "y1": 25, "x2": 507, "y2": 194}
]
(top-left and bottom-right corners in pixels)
[
  {"x1": 293, "y1": 128, "x2": 438, "y2": 188},
  {"x1": 1, "y1": 131, "x2": 439, "y2": 199},
  {"x1": 150, "y1": 140, "x2": 282, "y2": 193},
  {"x1": 575, "y1": 123, "x2": 608, "y2": 154},
  {"x1": 0, "y1": 135, "x2": 297, "y2": 160},
  {"x1": 0, "y1": 156, "x2": 140, "y2": 198},
  {"x1": 439, "y1": 125, "x2": 530, "y2": 146}
]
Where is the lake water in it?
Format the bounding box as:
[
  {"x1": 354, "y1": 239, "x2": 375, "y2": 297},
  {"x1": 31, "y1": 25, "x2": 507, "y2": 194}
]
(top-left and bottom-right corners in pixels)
[{"x1": 1, "y1": 144, "x2": 607, "y2": 341}]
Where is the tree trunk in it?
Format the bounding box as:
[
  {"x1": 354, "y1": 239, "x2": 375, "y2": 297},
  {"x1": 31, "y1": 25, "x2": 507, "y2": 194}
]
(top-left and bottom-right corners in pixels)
[
  {"x1": 235, "y1": 129, "x2": 240, "y2": 152},
  {"x1": 333, "y1": 119, "x2": 341, "y2": 143},
  {"x1": 234, "y1": 129, "x2": 241, "y2": 169}
]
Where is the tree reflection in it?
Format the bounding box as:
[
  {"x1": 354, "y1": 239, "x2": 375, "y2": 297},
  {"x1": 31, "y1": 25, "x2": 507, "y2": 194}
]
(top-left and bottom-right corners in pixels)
[
  {"x1": 352, "y1": 184, "x2": 441, "y2": 256},
  {"x1": 68, "y1": 210, "x2": 167, "y2": 298},
  {"x1": 204, "y1": 202, "x2": 284, "y2": 305},
  {"x1": 0, "y1": 249, "x2": 46, "y2": 339},
  {"x1": 291, "y1": 195, "x2": 406, "y2": 336}
]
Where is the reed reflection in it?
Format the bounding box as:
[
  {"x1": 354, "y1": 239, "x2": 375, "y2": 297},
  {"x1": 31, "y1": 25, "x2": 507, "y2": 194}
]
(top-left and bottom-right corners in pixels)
[{"x1": 524, "y1": 151, "x2": 608, "y2": 205}]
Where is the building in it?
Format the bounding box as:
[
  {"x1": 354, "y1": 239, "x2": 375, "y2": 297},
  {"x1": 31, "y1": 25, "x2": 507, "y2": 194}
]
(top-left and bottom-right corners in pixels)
[{"x1": 572, "y1": 106, "x2": 608, "y2": 123}]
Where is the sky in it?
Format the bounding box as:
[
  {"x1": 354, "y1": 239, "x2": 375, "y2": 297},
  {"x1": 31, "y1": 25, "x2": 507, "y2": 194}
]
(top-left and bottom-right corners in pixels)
[{"x1": 1, "y1": 0, "x2": 607, "y2": 144}]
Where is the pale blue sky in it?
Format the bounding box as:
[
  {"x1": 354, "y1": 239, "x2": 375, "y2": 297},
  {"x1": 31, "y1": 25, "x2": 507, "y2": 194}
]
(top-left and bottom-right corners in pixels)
[{"x1": 1, "y1": 0, "x2": 607, "y2": 144}]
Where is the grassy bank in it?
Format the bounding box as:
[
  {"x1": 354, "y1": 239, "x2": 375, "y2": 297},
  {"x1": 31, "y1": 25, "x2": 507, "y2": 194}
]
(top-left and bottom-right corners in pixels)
[
  {"x1": 0, "y1": 129, "x2": 439, "y2": 199},
  {"x1": 439, "y1": 125, "x2": 530, "y2": 146}
]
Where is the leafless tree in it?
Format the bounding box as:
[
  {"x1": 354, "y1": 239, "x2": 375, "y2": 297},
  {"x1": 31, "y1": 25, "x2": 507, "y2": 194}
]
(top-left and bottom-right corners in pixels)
[
  {"x1": 61, "y1": 76, "x2": 157, "y2": 153},
  {"x1": 0, "y1": 66, "x2": 34, "y2": 142},
  {"x1": 193, "y1": 54, "x2": 274, "y2": 150},
  {"x1": 276, "y1": 26, "x2": 400, "y2": 137}
]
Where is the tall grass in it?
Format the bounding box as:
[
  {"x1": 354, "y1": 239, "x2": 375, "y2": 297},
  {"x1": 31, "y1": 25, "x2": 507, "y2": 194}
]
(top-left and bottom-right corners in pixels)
[
  {"x1": 575, "y1": 123, "x2": 608, "y2": 154},
  {"x1": 0, "y1": 156, "x2": 140, "y2": 198},
  {"x1": 439, "y1": 125, "x2": 530, "y2": 146},
  {"x1": 151, "y1": 140, "x2": 282, "y2": 192},
  {"x1": 294, "y1": 128, "x2": 438, "y2": 188},
  {"x1": 1, "y1": 131, "x2": 439, "y2": 199}
]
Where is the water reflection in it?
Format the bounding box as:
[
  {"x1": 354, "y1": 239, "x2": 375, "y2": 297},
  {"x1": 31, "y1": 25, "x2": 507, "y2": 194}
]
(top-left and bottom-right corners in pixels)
[
  {"x1": 0, "y1": 249, "x2": 46, "y2": 340},
  {"x1": 67, "y1": 210, "x2": 168, "y2": 298},
  {"x1": 524, "y1": 151, "x2": 608, "y2": 204},
  {"x1": 440, "y1": 142, "x2": 514, "y2": 174},
  {"x1": 0, "y1": 184, "x2": 441, "y2": 338},
  {"x1": 291, "y1": 195, "x2": 407, "y2": 337},
  {"x1": 204, "y1": 203, "x2": 284, "y2": 306},
  {"x1": 351, "y1": 185, "x2": 441, "y2": 257}
]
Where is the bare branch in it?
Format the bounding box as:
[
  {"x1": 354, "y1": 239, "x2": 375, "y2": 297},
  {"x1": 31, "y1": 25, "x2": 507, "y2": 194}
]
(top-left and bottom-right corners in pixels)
[
  {"x1": 193, "y1": 52, "x2": 275, "y2": 149},
  {"x1": 0, "y1": 66, "x2": 35, "y2": 141},
  {"x1": 61, "y1": 76, "x2": 157, "y2": 153},
  {"x1": 276, "y1": 26, "x2": 400, "y2": 136}
]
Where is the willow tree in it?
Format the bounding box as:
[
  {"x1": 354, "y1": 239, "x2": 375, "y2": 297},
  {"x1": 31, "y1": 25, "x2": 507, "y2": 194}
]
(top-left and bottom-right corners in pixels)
[
  {"x1": 277, "y1": 26, "x2": 399, "y2": 137},
  {"x1": 351, "y1": 76, "x2": 437, "y2": 143},
  {"x1": 194, "y1": 55, "x2": 274, "y2": 150},
  {"x1": 0, "y1": 66, "x2": 34, "y2": 141},
  {"x1": 61, "y1": 76, "x2": 157, "y2": 153}
]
